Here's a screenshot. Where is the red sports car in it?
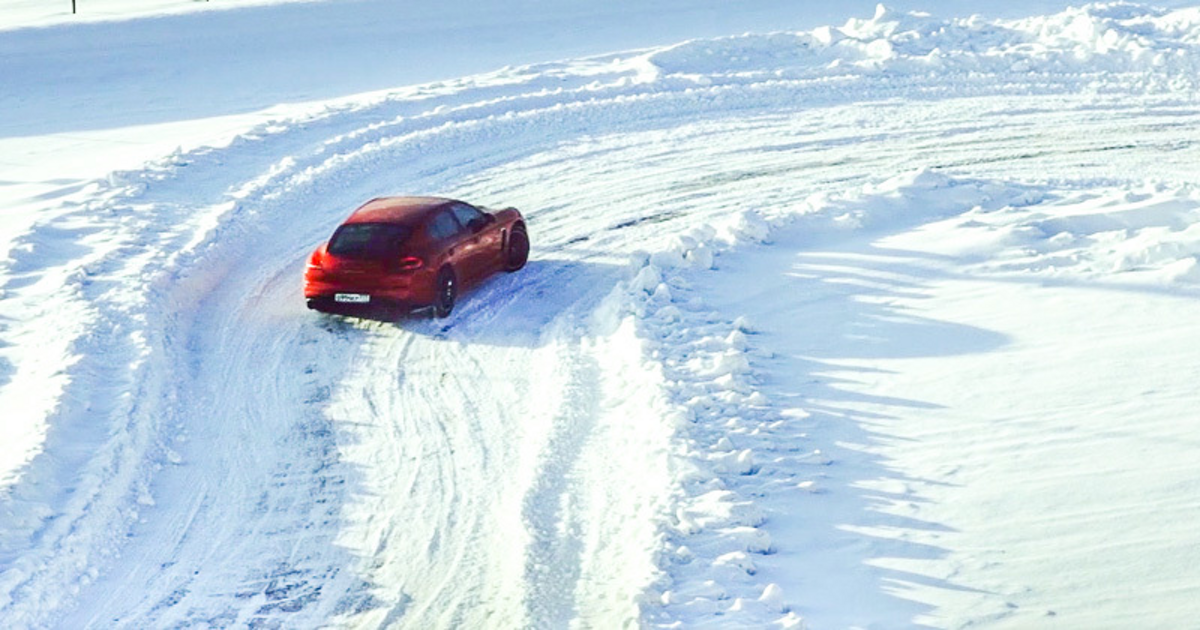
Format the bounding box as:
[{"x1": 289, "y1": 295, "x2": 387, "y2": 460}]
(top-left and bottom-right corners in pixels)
[{"x1": 304, "y1": 196, "x2": 529, "y2": 317}]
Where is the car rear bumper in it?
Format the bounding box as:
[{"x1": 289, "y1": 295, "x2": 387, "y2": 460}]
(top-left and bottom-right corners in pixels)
[
  {"x1": 304, "y1": 268, "x2": 438, "y2": 308},
  {"x1": 305, "y1": 295, "x2": 426, "y2": 316}
]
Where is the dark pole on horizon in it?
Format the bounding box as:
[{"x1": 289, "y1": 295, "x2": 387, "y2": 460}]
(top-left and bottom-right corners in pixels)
[{"x1": 72, "y1": 0, "x2": 76, "y2": 14}]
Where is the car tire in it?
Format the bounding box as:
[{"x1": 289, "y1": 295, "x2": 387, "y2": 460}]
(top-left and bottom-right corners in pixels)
[
  {"x1": 433, "y1": 267, "x2": 456, "y2": 318},
  {"x1": 505, "y1": 225, "x2": 529, "y2": 272}
]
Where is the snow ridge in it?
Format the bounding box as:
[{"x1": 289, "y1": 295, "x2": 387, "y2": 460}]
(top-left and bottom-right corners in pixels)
[
  {"x1": 649, "y1": 3, "x2": 1200, "y2": 91},
  {"x1": 603, "y1": 170, "x2": 1048, "y2": 627}
]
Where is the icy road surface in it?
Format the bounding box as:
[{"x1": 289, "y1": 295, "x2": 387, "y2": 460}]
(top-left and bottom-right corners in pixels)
[{"x1": 3, "y1": 3, "x2": 1200, "y2": 629}]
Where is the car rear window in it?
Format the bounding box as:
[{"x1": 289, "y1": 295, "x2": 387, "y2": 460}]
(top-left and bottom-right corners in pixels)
[{"x1": 327, "y1": 223, "x2": 411, "y2": 259}]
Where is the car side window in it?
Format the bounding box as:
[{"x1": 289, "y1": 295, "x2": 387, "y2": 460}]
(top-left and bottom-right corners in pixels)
[
  {"x1": 427, "y1": 210, "x2": 462, "y2": 241},
  {"x1": 450, "y1": 203, "x2": 486, "y2": 232}
]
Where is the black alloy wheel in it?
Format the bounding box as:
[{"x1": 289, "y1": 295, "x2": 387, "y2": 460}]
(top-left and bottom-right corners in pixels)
[
  {"x1": 505, "y1": 226, "x2": 529, "y2": 272},
  {"x1": 433, "y1": 267, "x2": 456, "y2": 318}
]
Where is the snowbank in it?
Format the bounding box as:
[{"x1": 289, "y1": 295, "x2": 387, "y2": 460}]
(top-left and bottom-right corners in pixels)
[{"x1": 649, "y1": 3, "x2": 1200, "y2": 92}]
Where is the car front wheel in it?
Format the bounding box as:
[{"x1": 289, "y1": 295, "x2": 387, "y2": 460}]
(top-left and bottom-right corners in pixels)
[{"x1": 505, "y1": 225, "x2": 529, "y2": 272}]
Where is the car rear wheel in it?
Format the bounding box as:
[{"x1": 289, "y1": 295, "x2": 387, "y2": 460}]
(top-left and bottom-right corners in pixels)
[
  {"x1": 505, "y1": 225, "x2": 529, "y2": 272},
  {"x1": 433, "y1": 267, "x2": 456, "y2": 318}
]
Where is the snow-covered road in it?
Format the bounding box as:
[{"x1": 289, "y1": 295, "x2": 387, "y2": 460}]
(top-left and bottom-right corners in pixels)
[{"x1": 3, "y1": 3, "x2": 1200, "y2": 628}]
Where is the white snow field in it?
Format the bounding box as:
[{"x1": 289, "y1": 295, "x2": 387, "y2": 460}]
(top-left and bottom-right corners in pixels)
[{"x1": 3, "y1": 1, "x2": 1200, "y2": 628}]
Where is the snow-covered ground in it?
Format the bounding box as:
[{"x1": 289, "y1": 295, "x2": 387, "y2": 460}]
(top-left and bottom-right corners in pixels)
[{"x1": 3, "y1": 0, "x2": 1200, "y2": 628}]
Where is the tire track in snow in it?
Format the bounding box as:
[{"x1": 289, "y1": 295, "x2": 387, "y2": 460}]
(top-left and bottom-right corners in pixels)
[
  {"x1": 11, "y1": 89, "x2": 1190, "y2": 628},
  {"x1": 70, "y1": 261, "x2": 368, "y2": 628},
  {"x1": 520, "y1": 342, "x2": 598, "y2": 628},
  {"x1": 25, "y1": 102, "x2": 1190, "y2": 628}
]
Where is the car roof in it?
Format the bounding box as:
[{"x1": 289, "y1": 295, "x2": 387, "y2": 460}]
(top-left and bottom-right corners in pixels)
[{"x1": 345, "y1": 196, "x2": 458, "y2": 224}]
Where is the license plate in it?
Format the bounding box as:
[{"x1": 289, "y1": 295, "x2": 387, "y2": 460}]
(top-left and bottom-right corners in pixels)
[{"x1": 334, "y1": 293, "x2": 370, "y2": 304}]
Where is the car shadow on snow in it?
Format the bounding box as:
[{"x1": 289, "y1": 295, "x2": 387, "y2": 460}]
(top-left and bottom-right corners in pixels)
[{"x1": 309, "y1": 256, "x2": 625, "y2": 348}]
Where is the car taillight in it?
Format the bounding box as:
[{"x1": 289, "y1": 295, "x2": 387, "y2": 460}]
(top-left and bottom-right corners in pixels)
[
  {"x1": 397, "y1": 256, "x2": 424, "y2": 271},
  {"x1": 306, "y1": 249, "x2": 323, "y2": 270}
]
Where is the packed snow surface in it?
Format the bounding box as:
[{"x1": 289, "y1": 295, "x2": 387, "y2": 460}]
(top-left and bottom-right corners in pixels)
[{"x1": 2, "y1": 1, "x2": 1200, "y2": 628}]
